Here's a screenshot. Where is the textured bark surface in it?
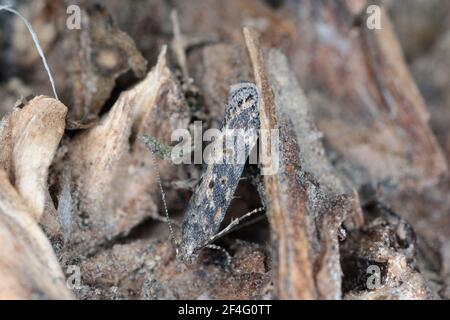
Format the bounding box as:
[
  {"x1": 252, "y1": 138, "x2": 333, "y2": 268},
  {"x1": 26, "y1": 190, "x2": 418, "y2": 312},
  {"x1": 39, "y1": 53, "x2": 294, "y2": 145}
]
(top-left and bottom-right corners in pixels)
[
  {"x1": 0, "y1": 97, "x2": 72, "y2": 299},
  {"x1": 0, "y1": 0, "x2": 449, "y2": 300},
  {"x1": 55, "y1": 47, "x2": 189, "y2": 256}
]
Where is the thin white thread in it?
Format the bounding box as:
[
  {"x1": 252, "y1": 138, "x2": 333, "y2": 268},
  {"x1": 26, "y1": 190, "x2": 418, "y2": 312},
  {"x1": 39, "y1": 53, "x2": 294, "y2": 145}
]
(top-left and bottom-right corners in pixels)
[{"x1": 0, "y1": 5, "x2": 58, "y2": 100}]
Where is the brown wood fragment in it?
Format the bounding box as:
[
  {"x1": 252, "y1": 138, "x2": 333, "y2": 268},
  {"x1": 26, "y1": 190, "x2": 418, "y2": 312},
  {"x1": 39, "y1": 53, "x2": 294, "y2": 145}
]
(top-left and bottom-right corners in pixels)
[
  {"x1": 0, "y1": 96, "x2": 67, "y2": 220},
  {"x1": 2, "y1": 0, "x2": 447, "y2": 301},
  {"x1": 58, "y1": 47, "x2": 189, "y2": 255},
  {"x1": 283, "y1": 0, "x2": 447, "y2": 191},
  {"x1": 0, "y1": 170, "x2": 73, "y2": 299},
  {"x1": 174, "y1": 0, "x2": 295, "y2": 50},
  {"x1": 341, "y1": 203, "x2": 431, "y2": 300},
  {"x1": 245, "y1": 26, "x2": 367, "y2": 299},
  {"x1": 244, "y1": 27, "x2": 312, "y2": 299},
  {"x1": 188, "y1": 43, "x2": 253, "y2": 127},
  {"x1": 0, "y1": 96, "x2": 71, "y2": 299},
  {"x1": 65, "y1": 3, "x2": 148, "y2": 120}
]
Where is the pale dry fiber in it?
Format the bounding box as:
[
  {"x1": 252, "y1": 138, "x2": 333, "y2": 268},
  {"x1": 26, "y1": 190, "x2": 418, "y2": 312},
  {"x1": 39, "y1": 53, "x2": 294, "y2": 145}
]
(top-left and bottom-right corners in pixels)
[
  {"x1": 56, "y1": 46, "x2": 189, "y2": 255},
  {"x1": 0, "y1": 96, "x2": 72, "y2": 299}
]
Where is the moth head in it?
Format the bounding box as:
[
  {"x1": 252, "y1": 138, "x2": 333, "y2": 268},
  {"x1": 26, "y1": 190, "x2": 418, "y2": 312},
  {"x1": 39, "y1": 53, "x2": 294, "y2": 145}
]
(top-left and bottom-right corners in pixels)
[{"x1": 177, "y1": 242, "x2": 199, "y2": 265}]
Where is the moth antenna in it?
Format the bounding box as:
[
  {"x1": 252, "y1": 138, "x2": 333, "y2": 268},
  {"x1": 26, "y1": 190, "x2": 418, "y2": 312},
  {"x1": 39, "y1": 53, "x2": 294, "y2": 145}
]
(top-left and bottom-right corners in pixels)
[
  {"x1": 0, "y1": 6, "x2": 58, "y2": 100},
  {"x1": 140, "y1": 135, "x2": 179, "y2": 256}
]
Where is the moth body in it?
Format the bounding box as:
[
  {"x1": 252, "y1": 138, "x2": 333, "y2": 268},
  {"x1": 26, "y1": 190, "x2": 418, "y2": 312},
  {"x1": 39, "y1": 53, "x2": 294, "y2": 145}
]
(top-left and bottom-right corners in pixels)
[{"x1": 179, "y1": 83, "x2": 260, "y2": 261}]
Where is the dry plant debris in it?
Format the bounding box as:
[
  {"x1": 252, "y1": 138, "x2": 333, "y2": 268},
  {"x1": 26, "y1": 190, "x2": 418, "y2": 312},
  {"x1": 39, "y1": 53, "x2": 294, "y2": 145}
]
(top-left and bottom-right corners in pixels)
[
  {"x1": 0, "y1": 96, "x2": 72, "y2": 299},
  {"x1": 0, "y1": 0, "x2": 449, "y2": 300}
]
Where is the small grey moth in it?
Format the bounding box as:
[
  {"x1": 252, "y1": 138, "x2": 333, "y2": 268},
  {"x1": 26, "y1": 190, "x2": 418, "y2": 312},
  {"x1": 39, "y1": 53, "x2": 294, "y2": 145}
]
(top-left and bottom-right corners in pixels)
[
  {"x1": 141, "y1": 82, "x2": 262, "y2": 264},
  {"x1": 179, "y1": 82, "x2": 261, "y2": 262}
]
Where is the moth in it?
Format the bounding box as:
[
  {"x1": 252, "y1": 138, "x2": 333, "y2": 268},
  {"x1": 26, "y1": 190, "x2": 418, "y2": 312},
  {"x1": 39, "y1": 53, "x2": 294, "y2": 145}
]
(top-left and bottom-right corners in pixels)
[{"x1": 142, "y1": 82, "x2": 263, "y2": 264}]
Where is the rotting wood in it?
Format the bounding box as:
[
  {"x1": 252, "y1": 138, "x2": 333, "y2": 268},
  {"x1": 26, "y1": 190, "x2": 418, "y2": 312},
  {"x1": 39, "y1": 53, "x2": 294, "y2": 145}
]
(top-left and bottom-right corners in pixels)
[
  {"x1": 0, "y1": 96, "x2": 67, "y2": 220},
  {"x1": 0, "y1": 95, "x2": 71, "y2": 299},
  {"x1": 244, "y1": 27, "x2": 312, "y2": 299},
  {"x1": 283, "y1": 0, "x2": 448, "y2": 191},
  {"x1": 0, "y1": 0, "x2": 448, "y2": 301},
  {"x1": 56, "y1": 46, "x2": 189, "y2": 255},
  {"x1": 65, "y1": 3, "x2": 148, "y2": 120},
  {"x1": 245, "y1": 27, "x2": 363, "y2": 299}
]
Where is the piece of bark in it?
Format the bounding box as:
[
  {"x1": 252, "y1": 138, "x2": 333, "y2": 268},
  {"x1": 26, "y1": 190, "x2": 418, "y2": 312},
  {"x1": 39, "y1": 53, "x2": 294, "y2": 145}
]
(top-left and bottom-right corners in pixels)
[
  {"x1": 386, "y1": 28, "x2": 450, "y2": 299},
  {"x1": 0, "y1": 96, "x2": 71, "y2": 299},
  {"x1": 282, "y1": 0, "x2": 447, "y2": 191},
  {"x1": 0, "y1": 95, "x2": 67, "y2": 220},
  {"x1": 64, "y1": 2, "x2": 148, "y2": 120},
  {"x1": 277, "y1": 0, "x2": 449, "y2": 298},
  {"x1": 174, "y1": 0, "x2": 295, "y2": 51},
  {"x1": 0, "y1": 78, "x2": 32, "y2": 118},
  {"x1": 387, "y1": 0, "x2": 450, "y2": 62},
  {"x1": 266, "y1": 47, "x2": 366, "y2": 294},
  {"x1": 0, "y1": 170, "x2": 73, "y2": 299},
  {"x1": 244, "y1": 27, "x2": 315, "y2": 300},
  {"x1": 244, "y1": 28, "x2": 363, "y2": 299},
  {"x1": 57, "y1": 47, "x2": 189, "y2": 255},
  {"x1": 341, "y1": 202, "x2": 431, "y2": 300},
  {"x1": 99, "y1": 0, "x2": 172, "y2": 64},
  {"x1": 188, "y1": 43, "x2": 253, "y2": 128},
  {"x1": 411, "y1": 30, "x2": 450, "y2": 163}
]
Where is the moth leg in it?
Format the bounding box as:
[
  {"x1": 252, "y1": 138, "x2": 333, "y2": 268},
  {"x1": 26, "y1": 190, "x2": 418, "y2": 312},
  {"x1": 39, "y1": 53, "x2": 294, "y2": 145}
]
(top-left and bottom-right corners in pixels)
[
  {"x1": 205, "y1": 244, "x2": 232, "y2": 269},
  {"x1": 207, "y1": 207, "x2": 265, "y2": 245},
  {"x1": 202, "y1": 207, "x2": 265, "y2": 270}
]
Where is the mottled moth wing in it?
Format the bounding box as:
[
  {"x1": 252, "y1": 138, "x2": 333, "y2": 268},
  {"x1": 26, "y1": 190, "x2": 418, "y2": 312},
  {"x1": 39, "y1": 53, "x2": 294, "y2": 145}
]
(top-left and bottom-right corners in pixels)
[{"x1": 180, "y1": 82, "x2": 260, "y2": 259}]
